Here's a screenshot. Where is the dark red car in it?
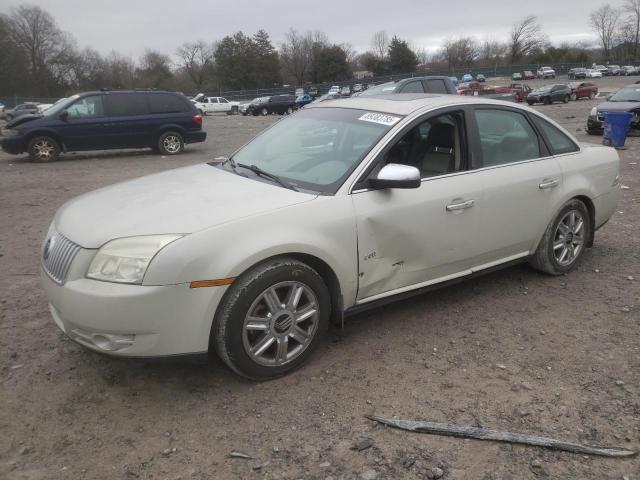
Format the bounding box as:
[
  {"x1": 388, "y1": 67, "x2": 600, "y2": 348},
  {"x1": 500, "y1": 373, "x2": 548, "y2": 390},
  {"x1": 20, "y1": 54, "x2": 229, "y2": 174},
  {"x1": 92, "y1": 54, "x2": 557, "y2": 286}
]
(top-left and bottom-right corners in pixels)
[
  {"x1": 570, "y1": 82, "x2": 598, "y2": 101},
  {"x1": 523, "y1": 70, "x2": 535, "y2": 80},
  {"x1": 509, "y1": 83, "x2": 532, "y2": 102}
]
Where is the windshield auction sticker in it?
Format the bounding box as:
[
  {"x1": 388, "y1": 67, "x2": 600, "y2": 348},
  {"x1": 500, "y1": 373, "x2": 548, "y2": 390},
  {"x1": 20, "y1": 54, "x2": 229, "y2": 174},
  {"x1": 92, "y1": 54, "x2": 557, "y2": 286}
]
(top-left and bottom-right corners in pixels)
[{"x1": 358, "y1": 112, "x2": 401, "y2": 126}]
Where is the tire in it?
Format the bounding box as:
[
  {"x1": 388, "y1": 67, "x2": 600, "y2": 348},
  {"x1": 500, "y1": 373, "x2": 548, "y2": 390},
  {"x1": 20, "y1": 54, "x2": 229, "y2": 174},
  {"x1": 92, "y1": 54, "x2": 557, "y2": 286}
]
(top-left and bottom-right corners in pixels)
[
  {"x1": 529, "y1": 199, "x2": 591, "y2": 276},
  {"x1": 198, "y1": 109, "x2": 204, "y2": 116},
  {"x1": 563, "y1": 94, "x2": 570, "y2": 103},
  {"x1": 28, "y1": 136, "x2": 60, "y2": 162},
  {"x1": 589, "y1": 92, "x2": 595, "y2": 100},
  {"x1": 157, "y1": 131, "x2": 184, "y2": 155},
  {"x1": 212, "y1": 258, "x2": 331, "y2": 380},
  {"x1": 227, "y1": 106, "x2": 238, "y2": 115},
  {"x1": 260, "y1": 107, "x2": 269, "y2": 116},
  {"x1": 570, "y1": 93, "x2": 577, "y2": 101},
  {"x1": 5, "y1": 114, "x2": 13, "y2": 121},
  {"x1": 527, "y1": 101, "x2": 535, "y2": 106},
  {"x1": 543, "y1": 96, "x2": 551, "y2": 105},
  {"x1": 286, "y1": 106, "x2": 293, "y2": 115}
]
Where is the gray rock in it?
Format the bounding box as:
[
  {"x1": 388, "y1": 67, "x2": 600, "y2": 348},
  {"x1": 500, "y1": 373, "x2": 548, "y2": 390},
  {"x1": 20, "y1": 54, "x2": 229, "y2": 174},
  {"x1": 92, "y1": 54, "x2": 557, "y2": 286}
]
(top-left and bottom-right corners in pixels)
[
  {"x1": 531, "y1": 459, "x2": 543, "y2": 468},
  {"x1": 352, "y1": 438, "x2": 374, "y2": 451},
  {"x1": 319, "y1": 461, "x2": 331, "y2": 468},
  {"x1": 361, "y1": 469, "x2": 378, "y2": 480},
  {"x1": 431, "y1": 466, "x2": 444, "y2": 479}
]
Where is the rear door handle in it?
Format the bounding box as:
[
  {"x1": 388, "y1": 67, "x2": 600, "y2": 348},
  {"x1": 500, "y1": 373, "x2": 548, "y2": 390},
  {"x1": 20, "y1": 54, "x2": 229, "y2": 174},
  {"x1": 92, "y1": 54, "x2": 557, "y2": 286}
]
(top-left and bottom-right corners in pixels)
[
  {"x1": 539, "y1": 178, "x2": 559, "y2": 189},
  {"x1": 446, "y1": 199, "x2": 475, "y2": 212}
]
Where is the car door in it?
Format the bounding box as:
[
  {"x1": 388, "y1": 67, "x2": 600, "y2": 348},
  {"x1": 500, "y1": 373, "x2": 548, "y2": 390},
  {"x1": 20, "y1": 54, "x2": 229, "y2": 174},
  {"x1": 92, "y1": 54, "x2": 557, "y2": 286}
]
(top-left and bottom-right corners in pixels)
[
  {"x1": 102, "y1": 93, "x2": 152, "y2": 148},
  {"x1": 209, "y1": 98, "x2": 220, "y2": 113},
  {"x1": 352, "y1": 108, "x2": 485, "y2": 302},
  {"x1": 56, "y1": 95, "x2": 107, "y2": 150},
  {"x1": 468, "y1": 107, "x2": 564, "y2": 263}
]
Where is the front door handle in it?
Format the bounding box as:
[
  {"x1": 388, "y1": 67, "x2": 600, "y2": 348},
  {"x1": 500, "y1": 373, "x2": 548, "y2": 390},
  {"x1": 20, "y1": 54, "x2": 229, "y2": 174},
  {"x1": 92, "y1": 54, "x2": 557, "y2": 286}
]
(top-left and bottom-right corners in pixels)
[
  {"x1": 539, "y1": 178, "x2": 559, "y2": 189},
  {"x1": 446, "y1": 199, "x2": 475, "y2": 212}
]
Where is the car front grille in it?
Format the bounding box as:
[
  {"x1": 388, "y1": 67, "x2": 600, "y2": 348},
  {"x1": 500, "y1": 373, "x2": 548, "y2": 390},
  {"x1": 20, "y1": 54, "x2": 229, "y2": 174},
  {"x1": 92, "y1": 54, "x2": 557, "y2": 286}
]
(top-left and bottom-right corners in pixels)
[{"x1": 42, "y1": 231, "x2": 81, "y2": 285}]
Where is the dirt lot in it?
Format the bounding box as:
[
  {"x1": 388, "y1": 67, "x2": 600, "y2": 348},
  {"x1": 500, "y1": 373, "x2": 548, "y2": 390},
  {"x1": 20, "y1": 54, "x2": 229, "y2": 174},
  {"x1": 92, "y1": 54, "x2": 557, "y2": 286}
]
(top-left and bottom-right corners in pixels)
[{"x1": 1, "y1": 76, "x2": 639, "y2": 480}]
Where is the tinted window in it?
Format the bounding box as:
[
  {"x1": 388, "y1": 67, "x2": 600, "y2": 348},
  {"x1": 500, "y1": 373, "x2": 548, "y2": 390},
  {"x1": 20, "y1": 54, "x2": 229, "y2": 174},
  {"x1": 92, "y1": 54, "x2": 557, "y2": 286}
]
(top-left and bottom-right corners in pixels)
[
  {"x1": 148, "y1": 93, "x2": 190, "y2": 114},
  {"x1": 219, "y1": 98, "x2": 228, "y2": 104},
  {"x1": 401, "y1": 81, "x2": 425, "y2": 93},
  {"x1": 104, "y1": 93, "x2": 148, "y2": 116},
  {"x1": 67, "y1": 95, "x2": 104, "y2": 118},
  {"x1": 531, "y1": 116, "x2": 579, "y2": 155},
  {"x1": 475, "y1": 109, "x2": 541, "y2": 167},
  {"x1": 424, "y1": 79, "x2": 448, "y2": 94}
]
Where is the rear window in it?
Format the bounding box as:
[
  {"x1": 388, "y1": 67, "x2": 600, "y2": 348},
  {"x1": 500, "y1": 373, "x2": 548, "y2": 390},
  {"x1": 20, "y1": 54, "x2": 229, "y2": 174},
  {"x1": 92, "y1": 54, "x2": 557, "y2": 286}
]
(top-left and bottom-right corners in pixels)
[
  {"x1": 148, "y1": 93, "x2": 190, "y2": 114},
  {"x1": 104, "y1": 93, "x2": 148, "y2": 116},
  {"x1": 424, "y1": 79, "x2": 448, "y2": 94}
]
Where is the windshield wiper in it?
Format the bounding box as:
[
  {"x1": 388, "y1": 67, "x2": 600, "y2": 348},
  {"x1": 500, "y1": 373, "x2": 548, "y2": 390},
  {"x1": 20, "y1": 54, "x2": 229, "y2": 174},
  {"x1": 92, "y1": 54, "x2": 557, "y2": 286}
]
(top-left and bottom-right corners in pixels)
[
  {"x1": 222, "y1": 157, "x2": 247, "y2": 177},
  {"x1": 237, "y1": 163, "x2": 298, "y2": 191}
]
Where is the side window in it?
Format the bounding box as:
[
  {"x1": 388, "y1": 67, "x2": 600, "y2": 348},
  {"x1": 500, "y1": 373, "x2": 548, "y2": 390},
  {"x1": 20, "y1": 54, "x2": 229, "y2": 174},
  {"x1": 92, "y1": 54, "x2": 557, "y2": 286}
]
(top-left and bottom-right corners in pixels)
[
  {"x1": 401, "y1": 81, "x2": 424, "y2": 93},
  {"x1": 148, "y1": 94, "x2": 190, "y2": 114},
  {"x1": 210, "y1": 98, "x2": 219, "y2": 103},
  {"x1": 380, "y1": 111, "x2": 466, "y2": 178},
  {"x1": 474, "y1": 109, "x2": 541, "y2": 167},
  {"x1": 531, "y1": 116, "x2": 579, "y2": 155},
  {"x1": 219, "y1": 98, "x2": 229, "y2": 104},
  {"x1": 67, "y1": 95, "x2": 104, "y2": 118},
  {"x1": 201, "y1": 98, "x2": 209, "y2": 103},
  {"x1": 424, "y1": 79, "x2": 448, "y2": 94},
  {"x1": 104, "y1": 94, "x2": 148, "y2": 116}
]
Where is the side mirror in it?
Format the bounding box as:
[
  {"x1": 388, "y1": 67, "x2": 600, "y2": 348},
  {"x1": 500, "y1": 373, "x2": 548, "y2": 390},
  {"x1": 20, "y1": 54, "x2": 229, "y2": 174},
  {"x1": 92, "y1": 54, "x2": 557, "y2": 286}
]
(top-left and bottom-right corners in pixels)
[
  {"x1": 59, "y1": 110, "x2": 69, "y2": 121},
  {"x1": 369, "y1": 163, "x2": 421, "y2": 190}
]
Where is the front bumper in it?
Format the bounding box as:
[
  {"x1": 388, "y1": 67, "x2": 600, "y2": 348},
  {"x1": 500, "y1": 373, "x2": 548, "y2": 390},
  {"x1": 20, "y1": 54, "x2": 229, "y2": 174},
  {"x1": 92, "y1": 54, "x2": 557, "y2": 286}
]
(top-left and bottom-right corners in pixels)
[
  {"x1": 0, "y1": 135, "x2": 25, "y2": 154},
  {"x1": 587, "y1": 114, "x2": 603, "y2": 132},
  {"x1": 42, "y1": 249, "x2": 228, "y2": 357}
]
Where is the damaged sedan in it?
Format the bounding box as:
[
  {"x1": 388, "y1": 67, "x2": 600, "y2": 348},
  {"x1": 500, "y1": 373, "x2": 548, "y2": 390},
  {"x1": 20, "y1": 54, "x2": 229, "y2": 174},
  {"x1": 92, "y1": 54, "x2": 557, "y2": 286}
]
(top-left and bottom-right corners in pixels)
[
  {"x1": 587, "y1": 84, "x2": 640, "y2": 134},
  {"x1": 42, "y1": 94, "x2": 620, "y2": 379}
]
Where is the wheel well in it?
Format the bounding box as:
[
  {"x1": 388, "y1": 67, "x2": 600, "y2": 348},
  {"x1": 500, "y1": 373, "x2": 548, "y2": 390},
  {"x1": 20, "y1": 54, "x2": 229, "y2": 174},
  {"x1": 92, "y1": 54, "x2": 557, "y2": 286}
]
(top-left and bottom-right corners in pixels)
[
  {"x1": 573, "y1": 195, "x2": 595, "y2": 247},
  {"x1": 25, "y1": 131, "x2": 64, "y2": 151}
]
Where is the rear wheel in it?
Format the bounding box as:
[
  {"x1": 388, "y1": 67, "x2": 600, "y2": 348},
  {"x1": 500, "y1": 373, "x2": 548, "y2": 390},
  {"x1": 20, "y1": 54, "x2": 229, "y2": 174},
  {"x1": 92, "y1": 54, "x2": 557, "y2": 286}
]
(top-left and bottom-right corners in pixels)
[
  {"x1": 212, "y1": 258, "x2": 330, "y2": 380},
  {"x1": 589, "y1": 92, "x2": 595, "y2": 100},
  {"x1": 563, "y1": 94, "x2": 570, "y2": 103},
  {"x1": 529, "y1": 199, "x2": 591, "y2": 275},
  {"x1": 260, "y1": 107, "x2": 269, "y2": 116},
  {"x1": 28, "y1": 136, "x2": 60, "y2": 162},
  {"x1": 157, "y1": 131, "x2": 184, "y2": 155}
]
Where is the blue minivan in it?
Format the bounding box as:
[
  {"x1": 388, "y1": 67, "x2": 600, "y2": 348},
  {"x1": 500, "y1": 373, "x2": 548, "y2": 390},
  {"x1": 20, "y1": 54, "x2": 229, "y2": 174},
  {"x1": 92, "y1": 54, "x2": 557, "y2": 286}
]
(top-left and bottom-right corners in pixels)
[{"x1": 0, "y1": 90, "x2": 206, "y2": 161}]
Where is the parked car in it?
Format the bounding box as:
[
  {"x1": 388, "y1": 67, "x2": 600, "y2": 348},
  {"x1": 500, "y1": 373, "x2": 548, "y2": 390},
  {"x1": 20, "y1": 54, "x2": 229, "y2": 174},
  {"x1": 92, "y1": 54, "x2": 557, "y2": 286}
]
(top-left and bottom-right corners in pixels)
[
  {"x1": 0, "y1": 90, "x2": 205, "y2": 161},
  {"x1": 523, "y1": 70, "x2": 535, "y2": 80},
  {"x1": 353, "y1": 83, "x2": 363, "y2": 92},
  {"x1": 537, "y1": 66, "x2": 556, "y2": 79},
  {"x1": 359, "y1": 76, "x2": 458, "y2": 96},
  {"x1": 244, "y1": 95, "x2": 297, "y2": 116},
  {"x1": 340, "y1": 86, "x2": 351, "y2": 96},
  {"x1": 295, "y1": 88, "x2": 305, "y2": 96},
  {"x1": 39, "y1": 94, "x2": 620, "y2": 379},
  {"x1": 457, "y1": 82, "x2": 517, "y2": 102},
  {"x1": 526, "y1": 84, "x2": 572, "y2": 105},
  {"x1": 607, "y1": 65, "x2": 623, "y2": 76},
  {"x1": 512, "y1": 72, "x2": 523, "y2": 80},
  {"x1": 308, "y1": 86, "x2": 319, "y2": 97},
  {"x1": 569, "y1": 82, "x2": 598, "y2": 101},
  {"x1": 622, "y1": 65, "x2": 639, "y2": 75},
  {"x1": 328, "y1": 86, "x2": 341, "y2": 96},
  {"x1": 462, "y1": 73, "x2": 474, "y2": 82},
  {"x1": 587, "y1": 84, "x2": 640, "y2": 134},
  {"x1": 476, "y1": 74, "x2": 486, "y2": 82},
  {"x1": 593, "y1": 65, "x2": 609, "y2": 76},
  {"x1": 586, "y1": 69, "x2": 603, "y2": 78},
  {"x1": 295, "y1": 94, "x2": 314, "y2": 108},
  {"x1": 509, "y1": 83, "x2": 532, "y2": 102},
  {"x1": 191, "y1": 95, "x2": 239, "y2": 115},
  {"x1": 3, "y1": 103, "x2": 40, "y2": 121},
  {"x1": 449, "y1": 76, "x2": 459, "y2": 86},
  {"x1": 568, "y1": 68, "x2": 588, "y2": 80}
]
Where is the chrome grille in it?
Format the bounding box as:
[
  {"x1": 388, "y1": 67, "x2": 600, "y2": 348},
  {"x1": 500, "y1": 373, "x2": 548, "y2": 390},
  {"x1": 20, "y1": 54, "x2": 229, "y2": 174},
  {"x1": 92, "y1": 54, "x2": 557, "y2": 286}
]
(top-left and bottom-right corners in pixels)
[{"x1": 42, "y1": 231, "x2": 81, "y2": 285}]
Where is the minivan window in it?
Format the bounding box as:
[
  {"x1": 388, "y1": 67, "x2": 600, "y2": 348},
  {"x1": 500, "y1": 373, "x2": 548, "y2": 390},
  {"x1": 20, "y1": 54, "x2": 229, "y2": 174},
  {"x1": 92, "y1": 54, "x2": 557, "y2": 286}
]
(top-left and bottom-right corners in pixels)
[
  {"x1": 67, "y1": 95, "x2": 104, "y2": 118},
  {"x1": 148, "y1": 93, "x2": 190, "y2": 113},
  {"x1": 104, "y1": 93, "x2": 148, "y2": 117},
  {"x1": 425, "y1": 79, "x2": 448, "y2": 94}
]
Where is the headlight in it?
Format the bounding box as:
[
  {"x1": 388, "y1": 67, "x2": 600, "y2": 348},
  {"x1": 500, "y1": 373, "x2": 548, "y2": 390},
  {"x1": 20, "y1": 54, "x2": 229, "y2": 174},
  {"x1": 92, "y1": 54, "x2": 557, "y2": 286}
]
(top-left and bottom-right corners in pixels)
[
  {"x1": 590, "y1": 107, "x2": 597, "y2": 116},
  {"x1": 87, "y1": 234, "x2": 183, "y2": 284},
  {"x1": 1, "y1": 129, "x2": 19, "y2": 136}
]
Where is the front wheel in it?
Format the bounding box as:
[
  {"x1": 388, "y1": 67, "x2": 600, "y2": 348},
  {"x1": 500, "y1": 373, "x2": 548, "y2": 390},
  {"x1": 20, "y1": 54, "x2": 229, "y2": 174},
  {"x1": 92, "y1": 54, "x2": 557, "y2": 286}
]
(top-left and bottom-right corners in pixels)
[
  {"x1": 529, "y1": 199, "x2": 591, "y2": 275},
  {"x1": 157, "y1": 131, "x2": 184, "y2": 155},
  {"x1": 28, "y1": 136, "x2": 60, "y2": 162},
  {"x1": 212, "y1": 258, "x2": 330, "y2": 380},
  {"x1": 563, "y1": 94, "x2": 570, "y2": 103},
  {"x1": 527, "y1": 101, "x2": 535, "y2": 106},
  {"x1": 260, "y1": 107, "x2": 269, "y2": 116}
]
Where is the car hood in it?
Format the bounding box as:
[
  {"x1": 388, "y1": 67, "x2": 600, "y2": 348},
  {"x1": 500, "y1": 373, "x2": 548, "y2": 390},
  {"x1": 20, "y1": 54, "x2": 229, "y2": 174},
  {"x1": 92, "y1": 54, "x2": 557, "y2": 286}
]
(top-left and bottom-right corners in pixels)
[
  {"x1": 6, "y1": 114, "x2": 42, "y2": 128},
  {"x1": 596, "y1": 101, "x2": 640, "y2": 113},
  {"x1": 55, "y1": 164, "x2": 317, "y2": 248}
]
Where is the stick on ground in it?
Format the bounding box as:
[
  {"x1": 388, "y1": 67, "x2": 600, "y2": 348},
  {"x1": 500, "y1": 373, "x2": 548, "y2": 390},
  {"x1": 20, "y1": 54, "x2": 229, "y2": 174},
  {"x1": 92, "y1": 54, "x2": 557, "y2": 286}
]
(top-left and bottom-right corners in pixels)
[{"x1": 367, "y1": 416, "x2": 637, "y2": 458}]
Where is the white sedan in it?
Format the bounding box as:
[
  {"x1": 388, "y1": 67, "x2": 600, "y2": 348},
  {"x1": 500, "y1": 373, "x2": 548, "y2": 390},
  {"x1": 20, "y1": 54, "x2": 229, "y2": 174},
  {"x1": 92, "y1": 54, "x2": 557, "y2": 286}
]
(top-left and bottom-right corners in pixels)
[
  {"x1": 41, "y1": 95, "x2": 620, "y2": 379},
  {"x1": 586, "y1": 69, "x2": 603, "y2": 78}
]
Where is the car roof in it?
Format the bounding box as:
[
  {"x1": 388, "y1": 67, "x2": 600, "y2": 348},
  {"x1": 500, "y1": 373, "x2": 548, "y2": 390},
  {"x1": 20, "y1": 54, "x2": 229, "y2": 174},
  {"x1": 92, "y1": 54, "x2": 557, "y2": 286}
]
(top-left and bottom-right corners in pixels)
[{"x1": 306, "y1": 94, "x2": 530, "y2": 116}]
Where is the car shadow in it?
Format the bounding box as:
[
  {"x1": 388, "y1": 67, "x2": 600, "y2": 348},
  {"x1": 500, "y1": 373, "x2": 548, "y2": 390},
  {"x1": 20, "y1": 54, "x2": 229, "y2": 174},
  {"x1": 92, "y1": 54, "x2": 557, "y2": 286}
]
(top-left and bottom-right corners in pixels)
[{"x1": 5, "y1": 147, "x2": 206, "y2": 164}]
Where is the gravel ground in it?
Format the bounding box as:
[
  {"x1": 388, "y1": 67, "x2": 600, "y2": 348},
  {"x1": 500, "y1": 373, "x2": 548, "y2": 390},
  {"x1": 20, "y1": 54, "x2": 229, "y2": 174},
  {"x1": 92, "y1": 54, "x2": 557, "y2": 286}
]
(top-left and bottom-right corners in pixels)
[{"x1": 1, "y1": 76, "x2": 639, "y2": 480}]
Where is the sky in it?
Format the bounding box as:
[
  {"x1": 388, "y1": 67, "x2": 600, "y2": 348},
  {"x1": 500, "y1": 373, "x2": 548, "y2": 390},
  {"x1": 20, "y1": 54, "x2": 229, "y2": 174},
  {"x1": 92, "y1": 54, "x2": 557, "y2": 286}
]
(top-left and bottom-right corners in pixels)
[{"x1": 1, "y1": 0, "x2": 610, "y2": 59}]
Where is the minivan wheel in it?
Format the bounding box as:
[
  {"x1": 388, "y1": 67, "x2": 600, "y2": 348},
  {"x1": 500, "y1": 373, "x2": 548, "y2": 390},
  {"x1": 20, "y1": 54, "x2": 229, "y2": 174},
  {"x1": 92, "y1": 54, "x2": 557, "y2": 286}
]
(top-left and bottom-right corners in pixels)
[
  {"x1": 529, "y1": 199, "x2": 591, "y2": 275},
  {"x1": 158, "y1": 131, "x2": 184, "y2": 155},
  {"x1": 28, "y1": 136, "x2": 60, "y2": 162},
  {"x1": 212, "y1": 258, "x2": 330, "y2": 380}
]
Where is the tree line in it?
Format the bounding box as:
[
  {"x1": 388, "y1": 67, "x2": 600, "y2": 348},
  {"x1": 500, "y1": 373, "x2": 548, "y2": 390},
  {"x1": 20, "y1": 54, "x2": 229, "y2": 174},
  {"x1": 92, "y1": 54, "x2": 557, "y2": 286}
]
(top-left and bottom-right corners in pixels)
[{"x1": 1, "y1": 3, "x2": 639, "y2": 98}]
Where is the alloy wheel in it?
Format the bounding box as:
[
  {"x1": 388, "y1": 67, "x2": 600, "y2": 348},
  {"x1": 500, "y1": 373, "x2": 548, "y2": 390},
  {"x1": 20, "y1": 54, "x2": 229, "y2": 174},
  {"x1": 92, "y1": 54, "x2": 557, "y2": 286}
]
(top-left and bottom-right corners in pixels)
[
  {"x1": 553, "y1": 210, "x2": 585, "y2": 266},
  {"x1": 34, "y1": 139, "x2": 55, "y2": 161},
  {"x1": 162, "y1": 135, "x2": 181, "y2": 154},
  {"x1": 242, "y1": 281, "x2": 319, "y2": 367}
]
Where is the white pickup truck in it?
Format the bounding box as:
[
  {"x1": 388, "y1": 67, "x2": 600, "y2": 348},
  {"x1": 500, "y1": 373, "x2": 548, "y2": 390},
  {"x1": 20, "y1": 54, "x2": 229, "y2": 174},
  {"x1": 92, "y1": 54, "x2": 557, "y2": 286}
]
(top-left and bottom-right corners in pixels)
[{"x1": 191, "y1": 94, "x2": 239, "y2": 115}]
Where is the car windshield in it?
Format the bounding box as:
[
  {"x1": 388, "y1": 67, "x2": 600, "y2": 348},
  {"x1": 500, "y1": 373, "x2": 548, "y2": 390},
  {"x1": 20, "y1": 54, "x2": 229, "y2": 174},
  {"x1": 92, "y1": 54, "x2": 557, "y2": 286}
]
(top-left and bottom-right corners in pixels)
[
  {"x1": 227, "y1": 107, "x2": 400, "y2": 193},
  {"x1": 42, "y1": 94, "x2": 80, "y2": 117},
  {"x1": 359, "y1": 82, "x2": 398, "y2": 96},
  {"x1": 609, "y1": 87, "x2": 640, "y2": 102}
]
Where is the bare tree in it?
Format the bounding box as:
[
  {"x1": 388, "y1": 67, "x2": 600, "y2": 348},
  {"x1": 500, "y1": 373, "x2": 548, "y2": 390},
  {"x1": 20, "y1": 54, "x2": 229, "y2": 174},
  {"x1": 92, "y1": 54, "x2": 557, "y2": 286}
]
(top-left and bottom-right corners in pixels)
[
  {"x1": 508, "y1": 15, "x2": 547, "y2": 63},
  {"x1": 478, "y1": 37, "x2": 507, "y2": 66},
  {"x1": 176, "y1": 40, "x2": 215, "y2": 89},
  {"x1": 280, "y1": 28, "x2": 315, "y2": 84},
  {"x1": 624, "y1": 0, "x2": 640, "y2": 60},
  {"x1": 371, "y1": 30, "x2": 389, "y2": 59},
  {"x1": 441, "y1": 37, "x2": 480, "y2": 70},
  {"x1": 590, "y1": 4, "x2": 621, "y2": 60}
]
